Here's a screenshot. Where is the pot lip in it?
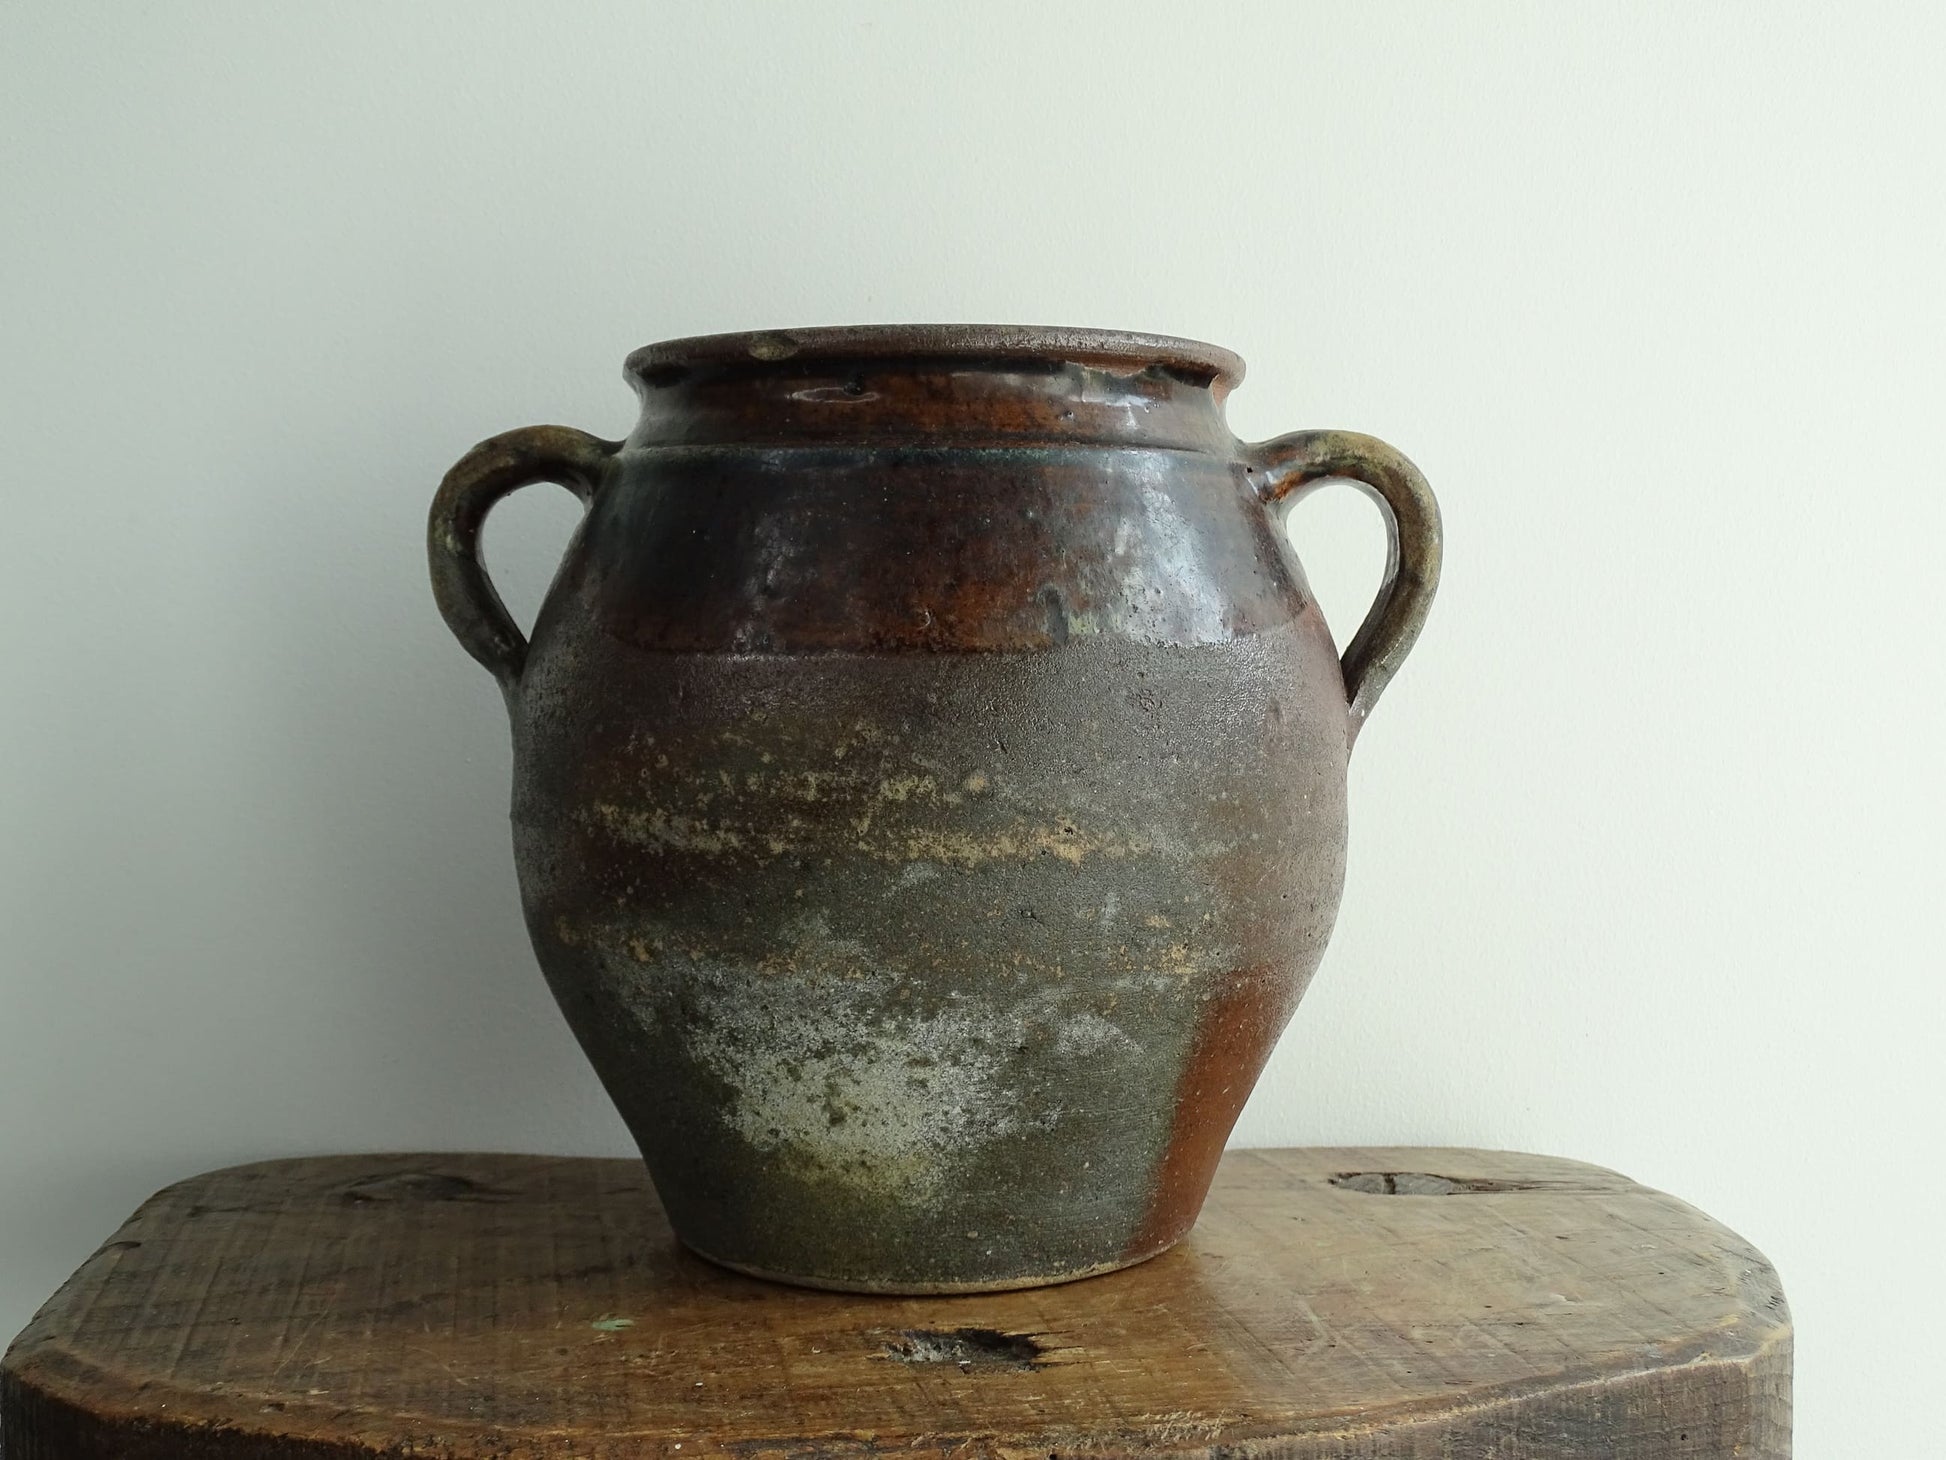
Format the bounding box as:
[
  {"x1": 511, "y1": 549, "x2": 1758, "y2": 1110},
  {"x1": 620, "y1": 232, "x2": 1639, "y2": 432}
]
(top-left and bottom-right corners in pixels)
[{"x1": 626, "y1": 324, "x2": 1244, "y2": 387}]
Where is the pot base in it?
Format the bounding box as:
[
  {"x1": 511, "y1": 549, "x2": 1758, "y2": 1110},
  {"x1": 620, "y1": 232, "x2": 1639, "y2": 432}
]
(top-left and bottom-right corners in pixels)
[{"x1": 679, "y1": 1236, "x2": 1180, "y2": 1295}]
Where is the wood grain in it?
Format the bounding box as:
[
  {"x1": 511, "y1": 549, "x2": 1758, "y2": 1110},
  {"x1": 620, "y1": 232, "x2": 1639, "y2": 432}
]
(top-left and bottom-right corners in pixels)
[{"x1": 0, "y1": 1149, "x2": 1789, "y2": 1459}]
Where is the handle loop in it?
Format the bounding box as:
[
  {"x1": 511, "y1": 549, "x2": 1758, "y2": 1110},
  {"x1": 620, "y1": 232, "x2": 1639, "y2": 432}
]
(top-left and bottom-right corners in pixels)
[
  {"x1": 428, "y1": 425, "x2": 619, "y2": 689},
  {"x1": 1250, "y1": 430, "x2": 1442, "y2": 744}
]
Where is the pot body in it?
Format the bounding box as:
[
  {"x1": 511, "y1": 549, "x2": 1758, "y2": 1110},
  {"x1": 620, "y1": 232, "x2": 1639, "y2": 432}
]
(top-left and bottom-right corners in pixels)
[{"x1": 430, "y1": 327, "x2": 1440, "y2": 1292}]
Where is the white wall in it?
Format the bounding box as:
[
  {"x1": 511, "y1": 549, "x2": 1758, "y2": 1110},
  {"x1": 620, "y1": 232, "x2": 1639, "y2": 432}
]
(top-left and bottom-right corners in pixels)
[{"x1": 3, "y1": 3, "x2": 1939, "y2": 1450}]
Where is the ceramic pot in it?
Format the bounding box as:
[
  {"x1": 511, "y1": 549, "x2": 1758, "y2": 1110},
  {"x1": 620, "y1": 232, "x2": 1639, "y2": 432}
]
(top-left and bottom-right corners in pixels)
[{"x1": 428, "y1": 325, "x2": 1440, "y2": 1292}]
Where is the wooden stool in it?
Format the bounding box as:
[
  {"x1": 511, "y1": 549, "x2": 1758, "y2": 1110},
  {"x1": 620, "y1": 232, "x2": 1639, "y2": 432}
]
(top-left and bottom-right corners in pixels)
[{"x1": 1, "y1": 1148, "x2": 1790, "y2": 1458}]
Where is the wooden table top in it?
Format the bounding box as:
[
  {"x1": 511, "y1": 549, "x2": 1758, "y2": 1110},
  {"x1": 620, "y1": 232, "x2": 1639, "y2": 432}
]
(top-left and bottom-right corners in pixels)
[{"x1": 1, "y1": 1148, "x2": 1789, "y2": 1459}]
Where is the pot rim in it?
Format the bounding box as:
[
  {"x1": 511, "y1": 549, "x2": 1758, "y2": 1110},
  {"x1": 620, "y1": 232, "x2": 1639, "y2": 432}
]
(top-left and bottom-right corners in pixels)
[{"x1": 626, "y1": 324, "x2": 1244, "y2": 388}]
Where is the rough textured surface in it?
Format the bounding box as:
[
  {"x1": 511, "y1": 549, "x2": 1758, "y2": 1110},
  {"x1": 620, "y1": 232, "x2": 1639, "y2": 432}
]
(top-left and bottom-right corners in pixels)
[
  {"x1": 1, "y1": 1149, "x2": 1791, "y2": 1459},
  {"x1": 519, "y1": 623, "x2": 1347, "y2": 1290},
  {"x1": 427, "y1": 327, "x2": 1443, "y2": 1290}
]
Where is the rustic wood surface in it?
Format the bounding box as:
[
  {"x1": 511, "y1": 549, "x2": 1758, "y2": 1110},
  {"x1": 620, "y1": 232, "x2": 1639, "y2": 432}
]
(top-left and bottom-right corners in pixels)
[{"x1": 1, "y1": 1148, "x2": 1789, "y2": 1459}]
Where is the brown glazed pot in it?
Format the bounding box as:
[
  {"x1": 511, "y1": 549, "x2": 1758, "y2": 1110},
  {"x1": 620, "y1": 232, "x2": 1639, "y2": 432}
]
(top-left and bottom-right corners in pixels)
[{"x1": 429, "y1": 325, "x2": 1440, "y2": 1293}]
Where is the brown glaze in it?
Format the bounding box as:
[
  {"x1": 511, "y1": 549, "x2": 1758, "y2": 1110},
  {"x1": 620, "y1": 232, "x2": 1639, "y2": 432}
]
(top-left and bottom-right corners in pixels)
[{"x1": 428, "y1": 325, "x2": 1441, "y2": 1291}]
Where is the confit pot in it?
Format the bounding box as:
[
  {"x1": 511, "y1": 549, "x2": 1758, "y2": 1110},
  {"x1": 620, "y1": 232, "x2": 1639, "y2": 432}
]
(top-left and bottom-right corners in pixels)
[{"x1": 428, "y1": 325, "x2": 1440, "y2": 1292}]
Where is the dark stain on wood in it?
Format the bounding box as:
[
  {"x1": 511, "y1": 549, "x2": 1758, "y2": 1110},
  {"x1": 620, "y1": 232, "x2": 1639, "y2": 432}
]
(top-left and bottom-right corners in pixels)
[
  {"x1": 1330, "y1": 1170, "x2": 1616, "y2": 1196},
  {"x1": 882, "y1": 1328, "x2": 1047, "y2": 1372},
  {"x1": 339, "y1": 1171, "x2": 513, "y2": 1204}
]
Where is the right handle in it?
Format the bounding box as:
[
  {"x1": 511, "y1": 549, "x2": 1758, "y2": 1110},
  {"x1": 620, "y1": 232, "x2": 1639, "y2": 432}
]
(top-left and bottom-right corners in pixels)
[{"x1": 1248, "y1": 430, "x2": 1442, "y2": 745}]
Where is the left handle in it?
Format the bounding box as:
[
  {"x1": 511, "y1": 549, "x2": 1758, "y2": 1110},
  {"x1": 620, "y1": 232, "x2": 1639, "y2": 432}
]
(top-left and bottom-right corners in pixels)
[{"x1": 428, "y1": 425, "x2": 620, "y2": 689}]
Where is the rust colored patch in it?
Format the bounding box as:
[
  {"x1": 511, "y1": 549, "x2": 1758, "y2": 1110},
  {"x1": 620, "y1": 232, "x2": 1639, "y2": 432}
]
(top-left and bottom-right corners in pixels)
[{"x1": 1126, "y1": 966, "x2": 1289, "y2": 1259}]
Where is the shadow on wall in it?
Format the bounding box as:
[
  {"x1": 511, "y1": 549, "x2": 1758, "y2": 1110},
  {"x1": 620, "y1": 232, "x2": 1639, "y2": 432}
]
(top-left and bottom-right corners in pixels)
[{"x1": 224, "y1": 404, "x2": 618, "y2": 1145}]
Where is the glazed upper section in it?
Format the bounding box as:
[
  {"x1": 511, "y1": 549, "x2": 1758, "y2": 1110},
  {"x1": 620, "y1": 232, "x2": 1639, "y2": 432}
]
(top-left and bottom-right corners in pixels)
[
  {"x1": 561, "y1": 446, "x2": 1317, "y2": 655},
  {"x1": 624, "y1": 326, "x2": 1244, "y2": 452}
]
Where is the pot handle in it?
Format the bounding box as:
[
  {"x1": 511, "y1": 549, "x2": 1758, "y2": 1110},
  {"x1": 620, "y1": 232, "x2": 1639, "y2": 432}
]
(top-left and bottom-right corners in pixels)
[
  {"x1": 1247, "y1": 430, "x2": 1442, "y2": 744},
  {"x1": 428, "y1": 425, "x2": 620, "y2": 688}
]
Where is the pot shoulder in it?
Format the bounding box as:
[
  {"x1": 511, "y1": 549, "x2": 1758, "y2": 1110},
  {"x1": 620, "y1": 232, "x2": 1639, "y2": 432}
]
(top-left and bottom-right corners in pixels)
[{"x1": 543, "y1": 443, "x2": 1312, "y2": 655}]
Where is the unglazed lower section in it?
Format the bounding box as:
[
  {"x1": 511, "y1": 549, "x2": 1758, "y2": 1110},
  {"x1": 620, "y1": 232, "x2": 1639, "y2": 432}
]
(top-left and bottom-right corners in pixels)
[{"x1": 510, "y1": 617, "x2": 1349, "y2": 1291}]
